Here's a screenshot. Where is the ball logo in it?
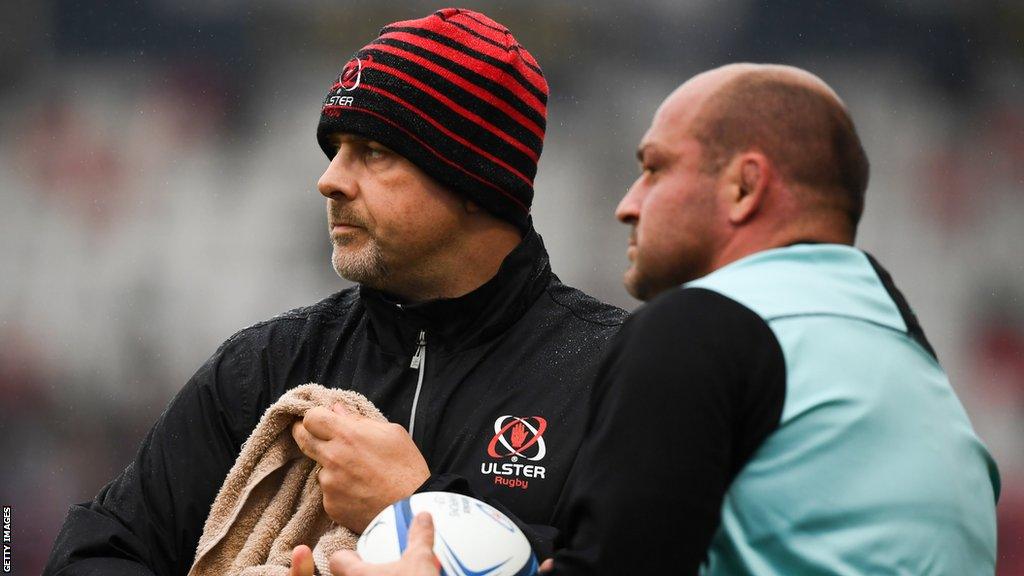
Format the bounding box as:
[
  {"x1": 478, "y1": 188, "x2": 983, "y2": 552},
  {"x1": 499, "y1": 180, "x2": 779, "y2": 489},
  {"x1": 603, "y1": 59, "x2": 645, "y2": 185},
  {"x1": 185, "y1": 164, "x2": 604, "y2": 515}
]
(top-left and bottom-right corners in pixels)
[
  {"x1": 337, "y1": 56, "x2": 363, "y2": 92},
  {"x1": 474, "y1": 501, "x2": 516, "y2": 533},
  {"x1": 486, "y1": 416, "x2": 547, "y2": 462}
]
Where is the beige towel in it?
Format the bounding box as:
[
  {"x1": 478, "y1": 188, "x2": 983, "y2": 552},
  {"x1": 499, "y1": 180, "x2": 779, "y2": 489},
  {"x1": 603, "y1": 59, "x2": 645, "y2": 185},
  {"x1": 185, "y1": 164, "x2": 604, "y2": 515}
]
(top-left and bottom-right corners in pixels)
[{"x1": 188, "y1": 383, "x2": 387, "y2": 576}]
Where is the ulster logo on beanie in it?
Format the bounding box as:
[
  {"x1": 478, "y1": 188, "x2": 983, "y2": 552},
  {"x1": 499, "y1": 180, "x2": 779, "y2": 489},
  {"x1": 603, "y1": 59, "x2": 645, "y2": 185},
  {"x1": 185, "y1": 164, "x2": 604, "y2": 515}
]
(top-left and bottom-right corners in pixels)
[
  {"x1": 323, "y1": 55, "x2": 369, "y2": 108},
  {"x1": 316, "y1": 8, "x2": 548, "y2": 231},
  {"x1": 337, "y1": 57, "x2": 363, "y2": 92}
]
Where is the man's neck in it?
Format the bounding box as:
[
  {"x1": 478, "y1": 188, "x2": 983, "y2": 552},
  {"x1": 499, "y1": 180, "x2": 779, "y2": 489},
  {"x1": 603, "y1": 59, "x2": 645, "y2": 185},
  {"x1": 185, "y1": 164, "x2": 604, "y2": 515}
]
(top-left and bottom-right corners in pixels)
[
  {"x1": 385, "y1": 226, "x2": 524, "y2": 303},
  {"x1": 711, "y1": 218, "x2": 854, "y2": 275}
]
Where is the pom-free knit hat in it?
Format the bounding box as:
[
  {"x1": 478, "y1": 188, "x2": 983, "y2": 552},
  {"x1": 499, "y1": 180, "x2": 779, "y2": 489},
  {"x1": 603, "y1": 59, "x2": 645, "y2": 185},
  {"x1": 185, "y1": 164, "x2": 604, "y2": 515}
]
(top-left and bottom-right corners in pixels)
[{"x1": 316, "y1": 8, "x2": 547, "y2": 230}]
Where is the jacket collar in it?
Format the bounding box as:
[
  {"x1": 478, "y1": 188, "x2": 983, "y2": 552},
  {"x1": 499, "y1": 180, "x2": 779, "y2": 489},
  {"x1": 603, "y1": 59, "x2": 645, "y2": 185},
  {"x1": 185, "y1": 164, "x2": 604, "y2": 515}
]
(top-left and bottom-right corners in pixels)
[{"x1": 360, "y1": 226, "x2": 552, "y2": 356}]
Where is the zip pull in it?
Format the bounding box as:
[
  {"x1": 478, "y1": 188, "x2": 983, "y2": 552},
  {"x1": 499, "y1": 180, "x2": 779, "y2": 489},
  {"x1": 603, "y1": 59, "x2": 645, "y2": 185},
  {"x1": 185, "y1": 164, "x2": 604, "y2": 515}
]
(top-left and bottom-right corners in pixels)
[
  {"x1": 409, "y1": 330, "x2": 426, "y2": 369},
  {"x1": 408, "y1": 330, "x2": 427, "y2": 436}
]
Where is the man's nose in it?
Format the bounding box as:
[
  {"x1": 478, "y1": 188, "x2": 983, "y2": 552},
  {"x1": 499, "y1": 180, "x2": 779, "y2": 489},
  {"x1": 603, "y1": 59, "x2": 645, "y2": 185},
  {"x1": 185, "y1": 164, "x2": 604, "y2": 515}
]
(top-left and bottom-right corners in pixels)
[
  {"x1": 317, "y1": 152, "x2": 356, "y2": 200},
  {"x1": 615, "y1": 181, "x2": 642, "y2": 225}
]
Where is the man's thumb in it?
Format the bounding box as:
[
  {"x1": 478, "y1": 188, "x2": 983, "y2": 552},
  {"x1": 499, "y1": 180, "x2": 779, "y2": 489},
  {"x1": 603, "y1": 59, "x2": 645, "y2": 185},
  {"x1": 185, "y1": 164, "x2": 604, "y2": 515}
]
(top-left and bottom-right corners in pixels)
[
  {"x1": 407, "y1": 512, "x2": 436, "y2": 553},
  {"x1": 290, "y1": 544, "x2": 315, "y2": 576}
]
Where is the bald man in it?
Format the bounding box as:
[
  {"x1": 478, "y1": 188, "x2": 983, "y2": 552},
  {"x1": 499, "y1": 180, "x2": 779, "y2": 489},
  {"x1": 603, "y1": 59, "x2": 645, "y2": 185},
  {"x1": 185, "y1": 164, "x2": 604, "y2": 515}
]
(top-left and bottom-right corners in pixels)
[
  {"x1": 546, "y1": 63, "x2": 999, "y2": 575},
  {"x1": 329, "y1": 64, "x2": 1000, "y2": 575}
]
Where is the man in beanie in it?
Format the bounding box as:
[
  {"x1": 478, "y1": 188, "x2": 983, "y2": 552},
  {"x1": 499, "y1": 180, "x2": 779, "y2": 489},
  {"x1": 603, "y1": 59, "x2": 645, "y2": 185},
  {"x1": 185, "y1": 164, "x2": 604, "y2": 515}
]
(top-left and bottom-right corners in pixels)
[{"x1": 45, "y1": 9, "x2": 625, "y2": 576}]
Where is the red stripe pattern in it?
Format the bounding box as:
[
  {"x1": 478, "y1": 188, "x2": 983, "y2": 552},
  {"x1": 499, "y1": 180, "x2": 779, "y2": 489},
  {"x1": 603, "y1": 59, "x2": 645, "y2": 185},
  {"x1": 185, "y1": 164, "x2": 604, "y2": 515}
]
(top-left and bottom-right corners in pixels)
[{"x1": 316, "y1": 8, "x2": 548, "y2": 229}]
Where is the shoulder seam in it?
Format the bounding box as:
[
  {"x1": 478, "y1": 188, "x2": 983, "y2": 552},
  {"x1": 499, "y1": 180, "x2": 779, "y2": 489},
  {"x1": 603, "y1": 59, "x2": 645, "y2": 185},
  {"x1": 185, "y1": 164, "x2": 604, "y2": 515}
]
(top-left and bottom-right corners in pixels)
[
  {"x1": 543, "y1": 287, "x2": 627, "y2": 327},
  {"x1": 222, "y1": 290, "x2": 359, "y2": 347}
]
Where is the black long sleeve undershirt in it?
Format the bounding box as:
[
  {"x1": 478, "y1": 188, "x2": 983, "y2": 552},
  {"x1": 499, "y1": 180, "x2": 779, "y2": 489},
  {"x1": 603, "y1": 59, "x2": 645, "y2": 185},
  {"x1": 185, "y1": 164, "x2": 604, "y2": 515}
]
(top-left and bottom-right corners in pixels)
[{"x1": 550, "y1": 288, "x2": 786, "y2": 574}]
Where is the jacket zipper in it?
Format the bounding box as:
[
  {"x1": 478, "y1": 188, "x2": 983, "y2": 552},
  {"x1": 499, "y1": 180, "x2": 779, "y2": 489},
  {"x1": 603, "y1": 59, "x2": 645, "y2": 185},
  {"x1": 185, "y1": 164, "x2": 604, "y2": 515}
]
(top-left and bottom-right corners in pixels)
[{"x1": 407, "y1": 330, "x2": 427, "y2": 437}]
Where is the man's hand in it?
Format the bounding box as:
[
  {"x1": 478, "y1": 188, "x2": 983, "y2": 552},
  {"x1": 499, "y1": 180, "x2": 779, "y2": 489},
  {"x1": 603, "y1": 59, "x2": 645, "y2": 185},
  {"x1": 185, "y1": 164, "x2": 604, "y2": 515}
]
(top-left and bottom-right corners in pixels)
[
  {"x1": 330, "y1": 512, "x2": 440, "y2": 576},
  {"x1": 292, "y1": 404, "x2": 431, "y2": 533},
  {"x1": 289, "y1": 545, "x2": 315, "y2": 576}
]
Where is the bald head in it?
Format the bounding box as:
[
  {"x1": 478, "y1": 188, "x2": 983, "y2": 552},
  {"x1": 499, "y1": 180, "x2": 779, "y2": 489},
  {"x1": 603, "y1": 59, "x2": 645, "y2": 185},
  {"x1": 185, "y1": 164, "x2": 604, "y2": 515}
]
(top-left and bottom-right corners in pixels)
[{"x1": 672, "y1": 63, "x2": 870, "y2": 230}]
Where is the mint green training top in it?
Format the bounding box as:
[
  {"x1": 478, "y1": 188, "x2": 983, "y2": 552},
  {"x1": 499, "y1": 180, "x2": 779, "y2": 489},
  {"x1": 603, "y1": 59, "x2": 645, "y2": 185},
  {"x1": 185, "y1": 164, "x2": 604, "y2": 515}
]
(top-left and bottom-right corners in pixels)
[{"x1": 688, "y1": 244, "x2": 1000, "y2": 575}]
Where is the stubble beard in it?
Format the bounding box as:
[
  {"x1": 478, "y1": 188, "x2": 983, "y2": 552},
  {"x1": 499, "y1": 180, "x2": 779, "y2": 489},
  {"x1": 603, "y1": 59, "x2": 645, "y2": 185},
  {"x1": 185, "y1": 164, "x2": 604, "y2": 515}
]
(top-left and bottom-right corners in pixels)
[
  {"x1": 624, "y1": 248, "x2": 678, "y2": 302},
  {"x1": 332, "y1": 235, "x2": 389, "y2": 287},
  {"x1": 623, "y1": 264, "x2": 653, "y2": 302},
  {"x1": 624, "y1": 229, "x2": 660, "y2": 302}
]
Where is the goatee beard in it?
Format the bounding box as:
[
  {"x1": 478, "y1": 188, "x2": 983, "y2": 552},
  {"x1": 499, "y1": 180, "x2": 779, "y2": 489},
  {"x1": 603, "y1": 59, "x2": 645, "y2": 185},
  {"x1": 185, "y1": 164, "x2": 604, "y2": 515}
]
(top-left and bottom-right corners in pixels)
[{"x1": 332, "y1": 238, "x2": 389, "y2": 286}]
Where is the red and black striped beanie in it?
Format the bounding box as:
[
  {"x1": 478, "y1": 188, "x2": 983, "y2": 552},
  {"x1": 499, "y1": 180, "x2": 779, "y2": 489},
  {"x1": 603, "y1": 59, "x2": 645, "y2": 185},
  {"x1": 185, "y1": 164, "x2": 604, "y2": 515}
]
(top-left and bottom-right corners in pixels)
[{"x1": 316, "y1": 8, "x2": 547, "y2": 230}]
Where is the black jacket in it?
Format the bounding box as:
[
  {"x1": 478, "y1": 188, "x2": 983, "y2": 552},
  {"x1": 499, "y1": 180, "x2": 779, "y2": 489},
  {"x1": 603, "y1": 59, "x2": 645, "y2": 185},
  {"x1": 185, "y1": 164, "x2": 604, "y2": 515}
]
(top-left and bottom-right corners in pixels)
[{"x1": 45, "y1": 230, "x2": 626, "y2": 576}]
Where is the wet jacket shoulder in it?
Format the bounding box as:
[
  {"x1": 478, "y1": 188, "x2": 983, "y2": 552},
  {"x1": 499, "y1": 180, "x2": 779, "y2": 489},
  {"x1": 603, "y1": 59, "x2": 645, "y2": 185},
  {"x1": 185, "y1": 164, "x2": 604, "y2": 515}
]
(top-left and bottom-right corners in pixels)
[{"x1": 45, "y1": 229, "x2": 625, "y2": 575}]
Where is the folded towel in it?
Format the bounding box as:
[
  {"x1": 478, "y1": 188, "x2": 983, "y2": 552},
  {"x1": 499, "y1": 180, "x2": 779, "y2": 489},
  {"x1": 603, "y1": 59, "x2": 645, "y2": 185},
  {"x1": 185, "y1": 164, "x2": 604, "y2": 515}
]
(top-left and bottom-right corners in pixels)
[{"x1": 188, "y1": 384, "x2": 387, "y2": 576}]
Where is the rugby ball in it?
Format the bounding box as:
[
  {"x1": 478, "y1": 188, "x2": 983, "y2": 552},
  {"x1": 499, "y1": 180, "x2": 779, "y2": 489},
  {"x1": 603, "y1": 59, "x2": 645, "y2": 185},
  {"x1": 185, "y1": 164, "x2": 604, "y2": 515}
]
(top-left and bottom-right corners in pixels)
[{"x1": 357, "y1": 491, "x2": 538, "y2": 576}]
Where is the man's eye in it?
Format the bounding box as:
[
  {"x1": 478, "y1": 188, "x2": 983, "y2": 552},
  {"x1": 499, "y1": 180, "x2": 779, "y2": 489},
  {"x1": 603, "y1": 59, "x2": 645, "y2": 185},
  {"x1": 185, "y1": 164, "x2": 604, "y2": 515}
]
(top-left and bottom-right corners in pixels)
[{"x1": 367, "y1": 146, "x2": 393, "y2": 162}]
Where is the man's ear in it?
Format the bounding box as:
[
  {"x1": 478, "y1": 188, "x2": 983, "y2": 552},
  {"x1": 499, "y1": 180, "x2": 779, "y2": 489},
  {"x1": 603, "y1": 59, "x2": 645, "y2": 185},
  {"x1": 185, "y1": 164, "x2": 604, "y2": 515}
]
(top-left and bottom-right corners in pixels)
[{"x1": 726, "y1": 152, "x2": 771, "y2": 225}]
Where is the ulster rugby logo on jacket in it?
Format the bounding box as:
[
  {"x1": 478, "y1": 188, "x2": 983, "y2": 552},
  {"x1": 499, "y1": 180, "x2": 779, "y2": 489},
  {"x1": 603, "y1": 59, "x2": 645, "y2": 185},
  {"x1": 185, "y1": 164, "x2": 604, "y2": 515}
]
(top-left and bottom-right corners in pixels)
[{"x1": 481, "y1": 416, "x2": 548, "y2": 490}]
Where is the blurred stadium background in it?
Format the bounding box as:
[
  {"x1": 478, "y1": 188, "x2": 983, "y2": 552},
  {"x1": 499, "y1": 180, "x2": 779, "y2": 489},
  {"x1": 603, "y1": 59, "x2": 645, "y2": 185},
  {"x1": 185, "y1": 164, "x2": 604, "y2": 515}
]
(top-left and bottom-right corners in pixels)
[{"x1": 1, "y1": 1, "x2": 1022, "y2": 573}]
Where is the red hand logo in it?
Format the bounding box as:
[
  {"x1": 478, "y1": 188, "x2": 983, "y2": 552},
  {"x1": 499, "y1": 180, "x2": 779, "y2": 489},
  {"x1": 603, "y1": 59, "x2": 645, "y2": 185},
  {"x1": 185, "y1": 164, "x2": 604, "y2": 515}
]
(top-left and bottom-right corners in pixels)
[
  {"x1": 486, "y1": 416, "x2": 548, "y2": 461},
  {"x1": 510, "y1": 422, "x2": 527, "y2": 449}
]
